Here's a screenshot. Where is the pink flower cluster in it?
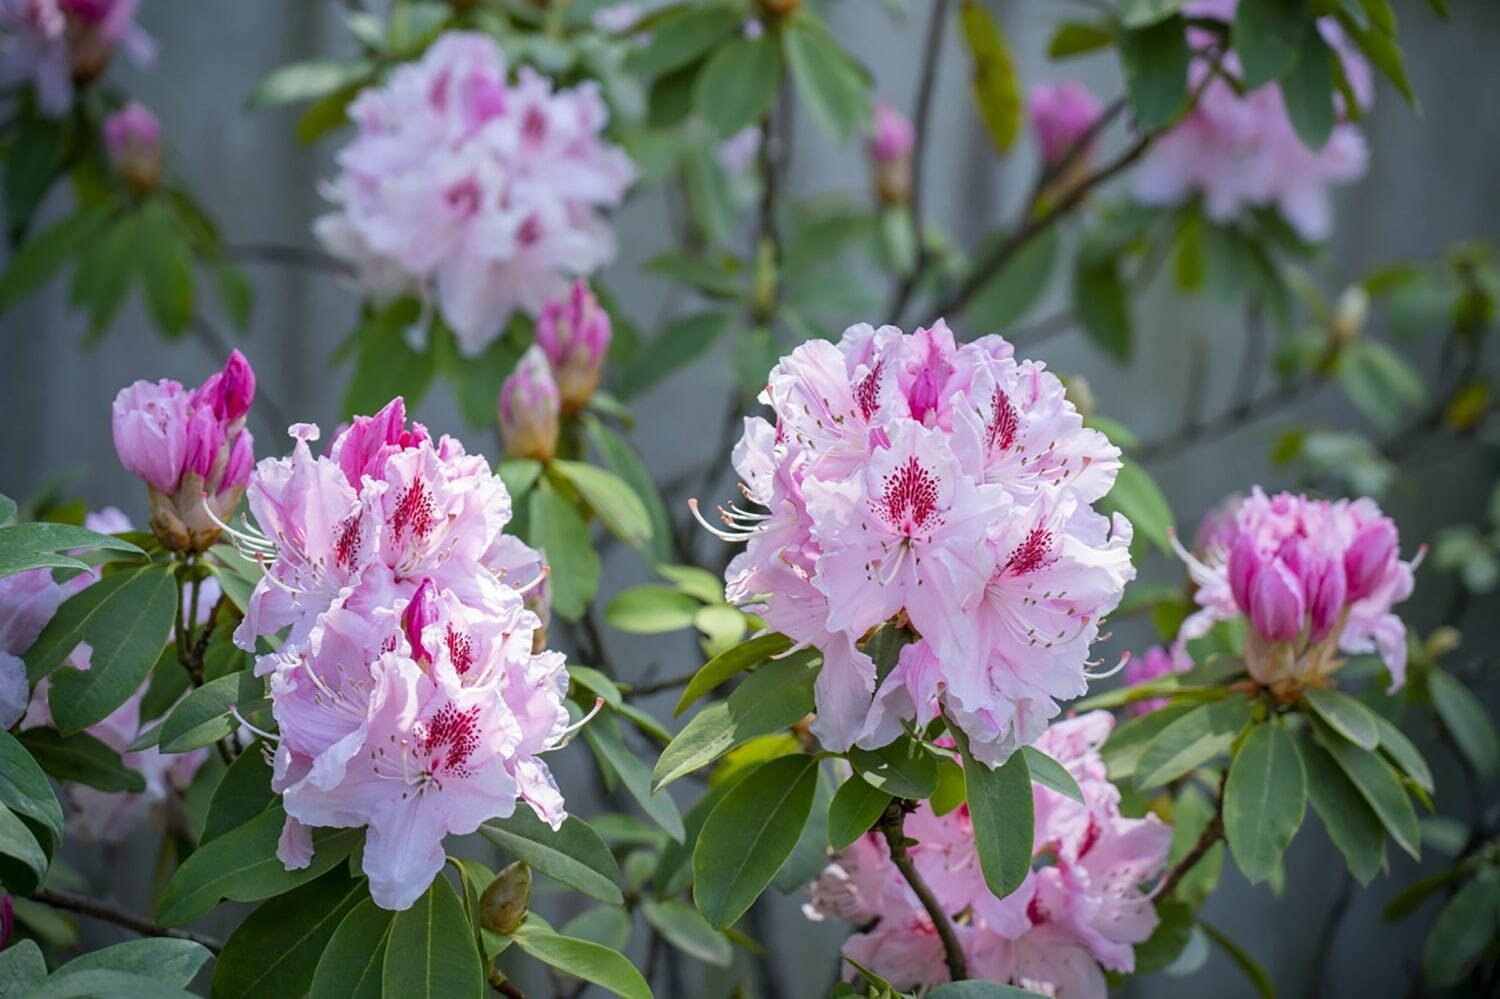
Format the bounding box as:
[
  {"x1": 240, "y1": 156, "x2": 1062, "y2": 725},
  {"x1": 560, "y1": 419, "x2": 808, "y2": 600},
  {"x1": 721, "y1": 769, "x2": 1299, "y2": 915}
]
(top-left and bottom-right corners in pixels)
[
  {"x1": 708, "y1": 321, "x2": 1134, "y2": 765},
  {"x1": 1176, "y1": 487, "x2": 1415, "y2": 696},
  {"x1": 315, "y1": 32, "x2": 635, "y2": 356},
  {"x1": 806, "y1": 711, "x2": 1171, "y2": 996},
  {"x1": 0, "y1": 0, "x2": 154, "y2": 116},
  {"x1": 112, "y1": 350, "x2": 256, "y2": 553},
  {"x1": 0, "y1": 510, "x2": 211, "y2": 841},
  {"x1": 499, "y1": 280, "x2": 613, "y2": 460},
  {"x1": 1132, "y1": 0, "x2": 1373, "y2": 241},
  {"x1": 231, "y1": 398, "x2": 572, "y2": 910}
]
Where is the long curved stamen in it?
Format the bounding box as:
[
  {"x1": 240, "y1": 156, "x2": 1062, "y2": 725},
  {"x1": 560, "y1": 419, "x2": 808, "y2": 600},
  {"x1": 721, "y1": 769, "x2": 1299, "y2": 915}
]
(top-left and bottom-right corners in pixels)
[
  {"x1": 510, "y1": 564, "x2": 550, "y2": 597},
  {"x1": 548, "y1": 696, "x2": 605, "y2": 751},
  {"x1": 724, "y1": 502, "x2": 771, "y2": 521},
  {"x1": 688, "y1": 498, "x2": 756, "y2": 542},
  {"x1": 1167, "y1": 527, "x2": 1219, "y2": 589},
  {"x1": 228, "y1": 703, "x2": 280, "y2": 743},
  {"x1": 1083, "y1": 650, "x2": 1129, "y2": 681},
  {"x1": 877, "y1": 543, "x2": 908, "y2": 587},
  {"x1": 199, "y1": 495, "x2": 277, "y2": 556}
]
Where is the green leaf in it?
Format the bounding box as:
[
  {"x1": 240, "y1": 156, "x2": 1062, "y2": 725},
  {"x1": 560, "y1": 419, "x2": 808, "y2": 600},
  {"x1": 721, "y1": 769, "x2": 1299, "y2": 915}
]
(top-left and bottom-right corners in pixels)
[
  {"x1": 1235, "y1": 0, "x2": 1310, "y2": 89},
  {"x1": 551, "y1": 460, "x2": 653, "y2": 550},
  {"x1": 585, "y1": 419, "x2": 674, "y2": 565},
  {"x1": 71, "y1": 211, "x2": 143, "y2": 341},
  {"x1": 1338, "y1": 340, "x2": 1427, "y2": 429},
  {"x1": 54, "y1": 938, "x2": 210, "y2": 988},
  {"x1": 1371, "y1": 713, "x2": 1433, "y2": 793},
  {"x1": 926, "y1": 983, "x2": 1043, "y2": 999},
  {"x1": 480, "y1": 809, "x2": 624, "y2": 906},
  {"x1": 693, "y1": 754, "x2": 819, "y2": 928},
  {"x1": 624, "y1": 4, "x2": 740, "y2": 77},
  {"x1": 616, "y1": 311, "x2": 733, "y2": 399},
  {"x1": 0, "y1": 521, "x2": 140, "y2": 578},
  {"x1": 1133, "y1": 898, "x2": 1194, "y2": 973},
  {"x1": 138, "y1": 201, "x2": 195, "y2": 337},
  {"x1": 212, "y1": 868, "x2": 367, "y2": 999},
  {"x1": 26, "y1": 970, "x2": 198, "y2": 999},
  {"x1": 1200, "y1": 921, "x2": 1276, "y2": 999},
  {"x1": 954, "y1": 732, "x2": 1033, "y2": 899},
  {"x1": 653, "y1": 649, "x2": 819, "y2": 788},
  {"x1": 1119, "y1": 16, "x2": 1192, "y2": 130},
  {"x1": 32, "y1": 565, "x2": 177, "y2": 733},
  {"x1": 1120, "y1": 0, "x2": 1189, "y2": 27},
  {"x1": 529, "y1": 478, "x2": 600, "y2": 622},
  {"x1": 693, "y1": 35, "x2": 780, "y2": 138},
  {"x1": 1102, "y1": 703, "x2": 1197, "y2": 779},
  {"x1": 1072, "y1": 252, "x2": 1133, "y2": 361},
  {"x1": 1302, "y1": 686, "x2": 1380, "y2": 750},
  {"x1": 783, "y1": 16, "x2": 870, "y2": 144},
  {"x1": 642, "y1": 897, "x2": 733, "y2": 967},
  {"x1": 0, "y1": 940, "x2": 46, "y2": 994},
  {"x1": 959, "y1": 0, "x2": 1022, "y2": 153},
  {"x1": 1224, "y1": 720, "x2": 1306, "y2": 884},
  {"x1": 560, "y1": 906, "x2": 631, "y2": 952},
  {"x1": 159, "y1": 671, "x2": 265, "y2": 754},
  {"x1": 1281, "y1": 24, "x2": 1335, "y2": 149},
  {"x1": 968, "y1": 225, "x2": 1060, "y2": 333},
  {"x1": 655, "y1": 778, "x2": 734, "y2": 898},
  {"x1": 202, "y1": 740, "x2": 277, "y2": 843},
  {"x1": 1428, "y1": 668, "x2": 1500, "y2": 780},
  {"x1": 0, "y1": 805, "x2": 49, "y2": 894},
  {"x1": 0, "y1": 730, "x2": 63, "y2": 853},
  {"x1": 1313, "y1": 718, "x2": 1420, "y2": 859},
  {"x1": 1301, "y1": 737, "x2": 1386, "y2": 885},
  {"x1": 1136, "y1": 696, "x2": 1252, "y2": 788},
  {"x1": 582, "y1": 717, "x2": 685, "y2": 841},
  {"x1": 0, "y1": 202, "x2": 112, "y2": 311},
  {"x1": 1020, "y1": 746, "x2": 1084, "y2": 803},
  {"x1": 5, "y1": 117, "x2": 62, "y2": 240},
  {"x1": 1338, "y1": 12, "x2": 1414, "y2": 104},
  {"x1": 605, "y1": 586, "x2": 700, "y2": 634},
  {"x1": 248, "y1": 58, "x2": 375, "y2": 108},
  {"x1": 1048, "y1": 21, "x2": 1116, "y2": 58},
  {"x1": 343, "y1": 300, "x2": 436, "y2": 418},
  {"x1": 827, "y1": 775, "x2": 892, "y2": 851},
  {"x1": 507, "y1": 914, "x2": 652, "y2": 999},
  {"x1": 384, "y1": 875, "x2": 485, "y2": 999},
  {"x1": 849, "y1": 735, "x2": 939, "y2": 799},
  {"x1": 1165, "y1": 784, "x2": 1224, "y2": 906},
  {"x1": 18, "y1": 728, "x2": 144, "y2": 793},
  {"x1": 675, "y1": 632, "x2": 793, "y2": 716},
  {"x1": 1100, "y1": 459, "x2": 1174, "y2": 554},
  {"x1": 1423, "y1": 868, "x2": 1500, "y2": 987},
  {"x1": 158, "y1": 806, "x2": 362, "y2": 925},
  {"x1": 310, "y1": 897, "x2": 393, "y2": 999}
]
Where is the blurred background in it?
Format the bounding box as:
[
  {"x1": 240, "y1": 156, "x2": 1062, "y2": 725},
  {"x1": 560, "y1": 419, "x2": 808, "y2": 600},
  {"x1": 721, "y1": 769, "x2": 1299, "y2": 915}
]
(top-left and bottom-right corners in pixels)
[{"x1": 2, "y1": 1, "x2": 1498, "y2": 996}]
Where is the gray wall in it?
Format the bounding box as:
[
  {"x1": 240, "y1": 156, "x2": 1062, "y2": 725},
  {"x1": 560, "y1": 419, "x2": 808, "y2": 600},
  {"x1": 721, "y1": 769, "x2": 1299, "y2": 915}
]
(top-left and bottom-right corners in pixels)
[{"x1": 2, "y1": 1, "x2": 1497, "y2": 996}]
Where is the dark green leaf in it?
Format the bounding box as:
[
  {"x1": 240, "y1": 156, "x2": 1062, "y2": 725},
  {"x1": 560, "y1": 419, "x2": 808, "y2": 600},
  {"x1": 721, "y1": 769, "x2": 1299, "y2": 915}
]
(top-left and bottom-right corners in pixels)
[
  {"x1": 927, "y1": 984, "x2": 1042, "y2": 999},
  {"x1": 1302, "y1": 738, "x2": 1385, "y2": 884},
  {"x1": 0, "y1": 521, "x2": 142, "y2": 580},
  {"x1": 0, "y1": 202, "x2": 112, "y2": 311},
  {"x1": 1165, "y1": 784, "x2": 1224, "y2": 906},
  {"x1": 507, "y1": 914, "x2": 652, "y2": 999},
  {"x1": 783, "y1": 17, "x2": 870, "y2": 144},
  {"x1": 384, "y1": 875, "x2": 484, "y2": 998},
  {"x1": 954, "y1": 732, "x2": 1033, "y2": 899},
  {"x1": 1302, "y1": 686, "x2": 1380, "y2": 750},
  {"x1": 675, "y1": 632, "x2": 793, "y2": 716},
  {"x1": 1313, "y1": 719, "x2": 1420, "y2": 859},
  {"x1": 528, "y1": 478, "x2": 600, "y2": 621},
  {"x1": 1280, "y1": 24, "x2": 1335, "y2": 149},
  {"x1": 343, "y1": 300, "x2": 436, "y2": 418},
  {"x1": 159, "y1": 671, "x2": 265, "y2": 754},
  {"x1": 0, "y1": 730, "x2": 63, "y2": 853},
  {"x1": 693, "y1": 36, "x2": 780, "y2": 138},
  {"x1": 1424, "y1": 869, "x2": 1500, "y2": 987},
  {"x1": 0, "y1": 805, "x2": 48, "y2": 893},
  {"x1": 18, "y1": 728, "x2": 144, "y2": 793},
  {"x1": 5, "y1": 117, "x2": 62, "y2": 239},
  {"x1": 616, "y1": 312, "x2": 732, "y2": 399},
  {"x1": 480, "y1": 809, "x2": 624, "y2": 906},
  {"x1": 1371, "y1": 713, "x2": 1433, "y2": 793},
  {"x1": 582, "y1": 717, "x2": 685, "y2": 840},
  {"x1": 1428, "y1": 668, "x2": 1499, "y2": 780},
  {"x1": 968, "y1": 226, "x2": 1060, "y2": 333},
  {"x1": 1102, "y1": 703, "x2": 1197, "y2": 779},
  {"x1": 202, "y1": 740, "x2": 277, "y2": 843},
  {"x1": 310, "y1": 897, "x2": 393, "y2": 999},
  {"x1": 623, "y1": 4, "x2": 740, "y2": 77},
  {"x1": 1072, "y1": 252, "x2": 1133, "y2": 360},
  {"x1": 849, "y1": 736, "x2": 939, "y2": 799},
  {"x1": 585, "y1": 418, "x2": 674, "y2": 566},
  {"x1": 1200, "y1": 921, "x2": 1276, "y2": 998},
  {"x1": 642, "y1": 897, "x2": 733, "y2": 967},
  {"x1": 26, "y1": 969, "x2": 198, "y2": 999},
  {"x1": 1235, "y1": 0, "x2": 1310, "y2": 88},
  {"x1": 1120, "y1": 0, "x2": 1189, "y2": 27},
  {"x1": 827, "y1": 775, "x2": 892, "y2": 850},
  {"x1": 1020, "y1": 746, "x2": 1085, "y2": 803},
  {"x1": 1224, "y1": 721, "x2": 1306, "y2": 884},
  {"x1": 212, "y1": 868, "x2": 366, "y2": 999},
  {"x1": 1136, "y1": 696, "x2": 1252, "y2": 788},
  {"x1": 138, "y1": 202, "x2": 195, "y2": 337},
  {"x1": 1119, "y1": 17, "x2": 1192, "y2": 131},
  {"x1": 54, "y1": 938, "x2": 210, "y2": 988}
]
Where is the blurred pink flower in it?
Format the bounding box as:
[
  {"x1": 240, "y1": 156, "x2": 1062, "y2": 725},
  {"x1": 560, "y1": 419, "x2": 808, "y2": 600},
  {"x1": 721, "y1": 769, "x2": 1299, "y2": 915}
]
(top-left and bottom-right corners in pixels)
[
  {"x1": 498, "y1": 345, "x2": 561, "y2": 462},
  {"x1": 1029, "y1": 80, "x2": 1102, "y2": 169},
  {"x1": 0, "y1": 0, "x2": 154, "y2": 116},
  {"x1": 534, "y1": 279, "x2": 610, "y2": 414}
]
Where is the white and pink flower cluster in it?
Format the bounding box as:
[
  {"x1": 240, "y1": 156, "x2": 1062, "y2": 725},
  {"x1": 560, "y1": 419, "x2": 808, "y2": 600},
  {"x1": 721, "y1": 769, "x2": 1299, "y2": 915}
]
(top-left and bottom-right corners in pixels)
[
  {"x1": 807, "y1": 711, "x2": 1171, "y2": 997},
  {"x1": 1132, "y1": 0, "x2": 1373, "y2": 241},
  {"x1": 0, "y1": 509, "x2": 212, "y2": 840},
  {"x1": 0, "y1": 0, "x2": 154, "y2": 117},
  {"x1": 1175, "y1": 487, "x2": 1415, "y2": 697},
  {"x1": 708, "y1": 321, "x2": 1134, "y2": 765},
  {"x1": 315, "y1": 32, "x2": 635, "y2": 356},
  {"x1": 230, "y1": 398, "x2": 573, "y2": 910}
]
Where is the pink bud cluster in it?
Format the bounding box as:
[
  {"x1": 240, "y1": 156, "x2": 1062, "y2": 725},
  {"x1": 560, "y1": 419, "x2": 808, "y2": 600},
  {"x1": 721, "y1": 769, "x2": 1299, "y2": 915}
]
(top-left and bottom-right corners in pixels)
[
  {"x1": 1132, "y1": 0, "x2": 1373, "y2": 241},
  {"x1": 1176, "y1": 487, "x2": 1415, "y2": 697},
  {"x1": 0, "y1": 510, "x2": 211, "y2": 841},
  {"x1": 806, "y1": 712, "x2": 1171, "y2": 996},
  {"x1": 707, "y1": 321, "x2": 1134, "y2": 765},
  {"x1": 1028, "y1": 80, "x2": 1102, "y2": 170},
  {"x1": 231, "y1": 398, "x2": 571, "y2": 910},
  {"x1": 111, "y1": 350, "x2": 256, "y2": 553},
  {"x1": 498, "y1": 280, "x2": 612, "y2": 460},
  {"x1": 0, "y1": 0, "x2": 154, "y2": 117},
  {"x1": 868, "y1": 99, "x2": 915, "y2": 205},
  {"x1": 103, "y1": 100, "x2": 160, "y2": 191},
  {"x1": 315, "y1": 32, "x2": 635, "y2": 356}
]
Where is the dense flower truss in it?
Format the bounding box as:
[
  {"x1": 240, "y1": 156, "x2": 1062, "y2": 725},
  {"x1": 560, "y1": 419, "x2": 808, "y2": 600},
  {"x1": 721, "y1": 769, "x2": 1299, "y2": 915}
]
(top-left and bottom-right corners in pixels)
[
  {"x1": 806, "y1": 712, "x2": 1171, "y2": 997},
  {"x1": 1132, "y1": 0, "x2": 1373, "y2": 241},
  {"x1": 0, "y1": 0, "x2": 154, "y2": 116},
  {"x1": 315, "y1": 31, "x2": 636, "y2": 356},
  {"x1": 704, "y1": 321, "x2": 1134, "y2": 764},
  {"x1": 1175, "y1": 487, "x2": 1417, "y2": 697},
  {"x1": 229, "y1": 398, "x2": 573, "y2": 910}
]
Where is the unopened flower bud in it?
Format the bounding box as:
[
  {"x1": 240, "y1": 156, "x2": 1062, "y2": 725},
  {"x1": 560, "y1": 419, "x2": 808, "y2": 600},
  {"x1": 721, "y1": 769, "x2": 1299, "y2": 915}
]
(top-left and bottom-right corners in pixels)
[
  {"x1": 403, "y1": 578, "x2": 439, "y2": 664},
  {"x1": 103, "y1": 102, "x2": 160, "y2": 193},
  {"x1": 535, "y1": 281, "x2": 611, "y2": 415},
  {"x1": 1331, "y1": 286, "x2": 1368, "y2": 345},
  {"x1": 499, "y1": 346, "x2": 561, "y2": 462},
  {"x1": 480, "y1": 861, "x2": 532, "y2": 935},
  {"x1": 1029, "y1": 81, "x2": 1102, "y2": 171},
  {"x1": 0, "y1": 892, "x2": 12, "y2": 951},
  {"x1": 868, "y1": 100, "x2": 914, "y2": 206},
  {"x1": 64, "y1": 0, "x2": 137, "y2": 85},
  {"x1": 1058, "y1": 373, "x2": 1096, "y2": 422}
]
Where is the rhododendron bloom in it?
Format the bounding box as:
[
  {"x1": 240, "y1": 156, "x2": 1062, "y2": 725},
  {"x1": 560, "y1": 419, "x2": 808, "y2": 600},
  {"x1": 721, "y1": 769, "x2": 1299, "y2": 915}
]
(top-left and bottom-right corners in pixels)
[
  {"x1": 1132, "y1": 0, "x2": 1372, "y2": 241},
  {"x1": 535, "y1": 279, "x2": 611, "y2": 414},
  {"x1": 0, "y1": 0, "x2": 154, "y2": 116},
  {"x1": 231, "y1": 398, "x2": 570, "y2": 910},
  {"x1": 806, "y1": 712, "x2": 1170, "y2": 997},
  {"x1": 1176, "y1": 487, "x2": 1416, "y2": 696},
  {"x1": 498, "y1": 345, "x2": 561, "y2": 462},
  {"x1": 868, "y1": 99, "x2": 914, "y2": 204},
  {"x1": 316, "y1": 31, "x2": 635, "y2": 355},
  {"x1": 103, "y1": 100, "x2": 160, "y2": 191},
  {"x1": 705, "y1": 321, "x2": 1133, "y2": 761},
  {"x1": 112, "y1": 350, "x2": 256, "y2": 553},
  {"x1": 1029, "y1": 80, "x2": 1102, "y2": 169}
]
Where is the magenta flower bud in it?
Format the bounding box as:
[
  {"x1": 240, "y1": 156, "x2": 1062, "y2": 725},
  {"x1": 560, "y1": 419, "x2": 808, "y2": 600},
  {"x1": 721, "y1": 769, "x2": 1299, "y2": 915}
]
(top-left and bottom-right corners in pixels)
[
  {"x1": 1344, "y1": 520, "x2": 1398, "y2": 602},
  {"x1": 0, "y1": 892, "x2": 13, "y2": 951},
  {"x1": 534, "y1": 281, "x2": 611, "y2": 415},
  {"x1": 499, "y1": 346, "x2": 561, "y2": 462},
  {"x1": 102, "y1": 101, "x2": 161, "y2": 192},
  {"x1": 1227, "y1": 531, "x2": 1260, "y2": 616},
  {"x1": 184, "y1": 404, "x2": 225, "y2": 480},
  {"x1": 1248, "y1": 559, "x2": 1304, "y2": 644},
  {"x1": 112, "y1": 378, "x2": 189, "y2": 494},
  {"x1": 1304, "y1": 555, "x2": 1347, "y2": 643},
  {"x1": 867, "y1": 99, "x2": 914, "y2": 205},
  {"x1": 403, "y1": 578, "x2": 439, "y2": 663},
  {"x1": 223, "y1": 430, "x2": 254, "y2": 491},
  {"x1": 1028, "y1": 81, "x2": 1103, "y2": 170},
  {"x1": 216, "y1": 349, "x2": 256, "y2": 421}
]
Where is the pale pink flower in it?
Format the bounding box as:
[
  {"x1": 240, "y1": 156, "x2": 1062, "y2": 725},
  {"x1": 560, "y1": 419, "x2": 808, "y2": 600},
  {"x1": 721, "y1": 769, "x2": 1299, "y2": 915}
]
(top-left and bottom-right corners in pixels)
[
  {"x1": 1029, "y1": 80, "x2": 1102, "y2": 169},
  {"x1": 0, "y1": 0, "x2": 153, "y2": 117},
  {"x1": 317, "y1": 32, "x2": 635, "y2": 355},
  {"x1": 868, "y1": 99, "x2": 914, "y2": 164}
]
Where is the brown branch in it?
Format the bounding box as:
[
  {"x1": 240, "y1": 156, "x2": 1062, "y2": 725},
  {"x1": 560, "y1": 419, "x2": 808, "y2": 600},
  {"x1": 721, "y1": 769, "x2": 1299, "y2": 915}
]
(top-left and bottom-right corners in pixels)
[
  {"x1": 879, "y1": 803, "x2": 968, "y2": 982},
  {"x1": 1154, "y1": 812, "x2": 1223, "y2": 901},
  {"x1": 224, "y1": 241, "x2": 346, "y2": 276},
  {"x1": 31, "y1": 888, "x2": 223, "y2": 953},
  {"x1": 491, "y1": 980, "x2": 528, "y2": 999}
]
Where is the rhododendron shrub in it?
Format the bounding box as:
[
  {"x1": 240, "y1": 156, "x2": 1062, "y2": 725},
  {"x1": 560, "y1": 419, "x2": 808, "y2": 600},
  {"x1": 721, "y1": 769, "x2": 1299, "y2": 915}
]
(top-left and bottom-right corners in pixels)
[{"x1": 0, "y1": 1, "x2": 1494, "y2": 997}]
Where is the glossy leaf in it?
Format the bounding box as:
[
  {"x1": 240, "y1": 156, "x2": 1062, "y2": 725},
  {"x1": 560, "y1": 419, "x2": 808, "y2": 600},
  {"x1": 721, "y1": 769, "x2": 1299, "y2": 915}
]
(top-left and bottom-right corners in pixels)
[
  {"x1": 827, "y1": 775, "x2": 892, "y2": 850},
  {"x1": 1136, "y1": 696, "x2": 1252, "y2": 788},
  {"x1": 1314, "y1": 719, "x2": 1420, "y2": 859},
  {"x1": 211, "y1": 868, "x2": 366, "y2": 999},
  {"x1": 583, "y1": 717, "x2": 685, "y2": 841},
  {"x1": 202, "y1": 741, "x2": 277, "y2": 843},
  {"x1": 480, "y1": 809, "x2": 624, "y2": 906},
  {"x1": 0, "y1": 521, "x2": 140, "y2": 579},
  {"x1": 642, "y1": 897, "x2": 733, "y2": 967},
  {"x1": 0, "y1": 730, "x2": 63, "y2": 853},
  {"x1": 18, "y1": 728, "x2": 145, "y2": 793},
  {"x1": 955, "y1": 732, "x2": 1033, "y2": 900},
  {"x1": 1303, "y1": 687, "x2": 1381, "y2": 750},
  {"x1": 507, "y1": 915, "x2": 652, "y2": 999},
  {"x1": 551, "y1": 460, "x2": 653, "y2": 550},
  {"x1": 384, "y1": 875, "x2": 485, "y2": 999},
  {"x1": 1223, "y1": 721, "x2": 1306, "y2": 884},
  {"x1": 310, "y1": 897, "x2": 393, "y2": 999},
  {"x1": 1020, "y1": 746, "x2": 1085, "y2": 803},
  {"x1": 849, "y1": 736, "x2": 939, "y2": 799},
  {"x1": 529, "y1": 479, "x2": 600, "y2": 621},
  {"x1": 1371, "y1": 713, "x2": 1434, "y2": 793},
  {"x1": 604, "y1": 586, "x2": 701, "y2": 634},
  {"x1": 1302, "y1": 738, "x2": 1386, "y2": 885},
  {"x1": 674, "y1": 632, "x2": 793, "y2": 716},
  {"x1": 159, "y1": 671, "x2": 265, "y2": 754}
]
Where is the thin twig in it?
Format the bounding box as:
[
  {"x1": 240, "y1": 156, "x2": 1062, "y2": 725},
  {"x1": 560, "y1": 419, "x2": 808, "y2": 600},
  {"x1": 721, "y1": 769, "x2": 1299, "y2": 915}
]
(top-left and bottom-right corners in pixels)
[
  {"x1": 1136, "y1": 373, "x2": 1322, "y2": 464},
  {"x1": 224, "y1": 242, "x2": 346, "y2": 276},
  {"x1": 32, "y1": 888, "x2": 223, "y2": 953},
  {"x1": 492, "y1": 980, "x2": 527, "y2": 999},
  {"x1": 879, "y1": 803, "x2": 968, "y2": 981},
  {"x1": 886, "y1": 0, "x2": 952, "y2": 325},
  {"x1": 623, "y1": 670, "x2": 699, "y2": 699},
  {"x1": 1154, "y1": 813, "x2": 1223, "y2": 901}
]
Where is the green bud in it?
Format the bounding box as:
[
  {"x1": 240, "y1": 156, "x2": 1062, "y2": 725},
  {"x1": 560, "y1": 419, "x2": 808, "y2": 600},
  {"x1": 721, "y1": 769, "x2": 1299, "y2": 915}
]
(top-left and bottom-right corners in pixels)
[{"x1": 480, "y1": 861, "x2": 532, "y2": 935}]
